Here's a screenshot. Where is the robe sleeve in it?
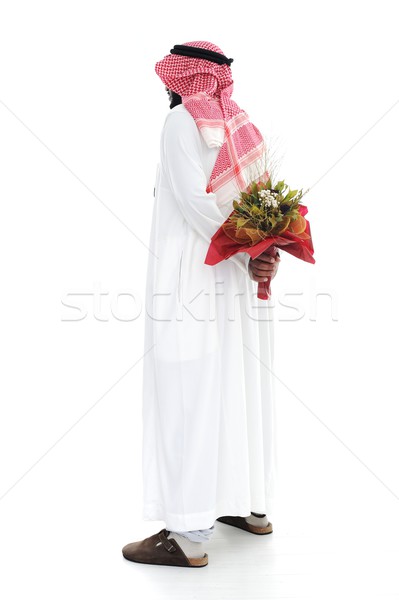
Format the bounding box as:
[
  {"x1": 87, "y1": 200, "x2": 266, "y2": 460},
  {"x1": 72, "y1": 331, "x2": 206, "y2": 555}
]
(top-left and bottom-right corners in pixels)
[{"x1": 161, "y1": 109, "x2": 251, "y2": 276}]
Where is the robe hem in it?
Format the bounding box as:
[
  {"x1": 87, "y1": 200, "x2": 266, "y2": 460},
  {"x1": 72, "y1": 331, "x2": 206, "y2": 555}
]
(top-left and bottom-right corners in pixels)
[{"x1": 141, "y1": 500, "x2": 275, "y2": 531}]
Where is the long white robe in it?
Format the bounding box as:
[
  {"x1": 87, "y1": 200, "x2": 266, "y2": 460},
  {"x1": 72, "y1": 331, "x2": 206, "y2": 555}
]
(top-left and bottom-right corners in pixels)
[{"x1": 141, "y1": 103, "x2": 278, "y2": 532}]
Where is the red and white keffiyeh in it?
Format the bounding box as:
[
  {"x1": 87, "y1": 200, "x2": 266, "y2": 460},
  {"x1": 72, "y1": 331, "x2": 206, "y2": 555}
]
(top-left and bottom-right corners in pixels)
[{"x1": 155, "y1": 41, "x2": 268, "y2": 205}]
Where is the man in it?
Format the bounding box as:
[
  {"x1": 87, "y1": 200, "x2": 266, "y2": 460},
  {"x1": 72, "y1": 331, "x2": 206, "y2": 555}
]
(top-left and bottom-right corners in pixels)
[{"x1": 122, "y1": 41, "x2": 280, "y2": 568}]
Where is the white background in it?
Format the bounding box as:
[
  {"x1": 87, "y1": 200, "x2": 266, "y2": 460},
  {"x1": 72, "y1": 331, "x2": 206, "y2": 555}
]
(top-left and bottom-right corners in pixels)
[{"x1": 0, "y1": 1, "x2": 398, "y2": 598}]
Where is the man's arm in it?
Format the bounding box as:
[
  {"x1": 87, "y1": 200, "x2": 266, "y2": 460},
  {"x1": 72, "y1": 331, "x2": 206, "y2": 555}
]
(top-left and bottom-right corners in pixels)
[{"x1": 161, "y1": 109, "x2": 251, "y2": 276}]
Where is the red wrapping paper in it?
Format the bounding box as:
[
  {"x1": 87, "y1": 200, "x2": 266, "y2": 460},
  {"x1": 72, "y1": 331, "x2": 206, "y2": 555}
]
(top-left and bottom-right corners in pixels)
[{"x1": 204, "y1": 204, "x2": 315, "y2": 299}]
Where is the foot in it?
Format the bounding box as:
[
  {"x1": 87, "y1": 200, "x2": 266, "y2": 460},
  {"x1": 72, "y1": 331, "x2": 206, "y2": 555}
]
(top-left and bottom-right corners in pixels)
[
  {"x1": 245, "y1": 512, "x2": 270, "y2": 527},
  {"x1": 166, "y1": 531, "x2": 206, "y2": 558},
  {"x1": 216, "y1": 512, "x2": 273, "y2": 535},
  {"x1": 122, "y1": 528, "x2": 208, "y2": 568}
]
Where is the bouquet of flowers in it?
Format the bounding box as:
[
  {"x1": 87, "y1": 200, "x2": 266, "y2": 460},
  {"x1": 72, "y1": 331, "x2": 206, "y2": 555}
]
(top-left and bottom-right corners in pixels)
[{"x1": 204, "y1": 177, "x2": 315, "y2": 299}]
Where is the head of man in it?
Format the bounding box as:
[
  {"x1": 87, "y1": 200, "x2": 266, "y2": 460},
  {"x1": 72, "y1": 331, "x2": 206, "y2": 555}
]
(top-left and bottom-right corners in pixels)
[{"x1": 156, "y1": 41, "x2": 235, "y2": 118}]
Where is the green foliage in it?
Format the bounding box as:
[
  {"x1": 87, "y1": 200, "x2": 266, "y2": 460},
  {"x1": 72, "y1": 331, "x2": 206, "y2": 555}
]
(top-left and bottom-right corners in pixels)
[
  {"x1": 228, "y1": 177, "x2": 308, "y2": 236},
  {"x1": 236, "y1": 217, "x2": 250, "y2": 227}
]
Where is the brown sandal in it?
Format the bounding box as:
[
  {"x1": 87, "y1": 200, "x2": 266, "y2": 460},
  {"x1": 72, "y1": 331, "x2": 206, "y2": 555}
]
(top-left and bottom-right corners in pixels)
[
  {"x1": 216, "y1": 515, "x2": 273, "y2": 535},
  {"x1": 122, "y1": 528, "x2": 208, "y2": 568}
]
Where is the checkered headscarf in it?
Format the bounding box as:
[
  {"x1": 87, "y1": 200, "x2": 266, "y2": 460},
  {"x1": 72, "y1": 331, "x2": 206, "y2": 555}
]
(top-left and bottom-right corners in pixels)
[{"x1": 155, "y1": 41, "x2": 267, "y2": 201}]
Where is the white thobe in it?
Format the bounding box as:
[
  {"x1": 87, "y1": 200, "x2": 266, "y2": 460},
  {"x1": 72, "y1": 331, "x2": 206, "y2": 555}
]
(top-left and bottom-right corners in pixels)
[{"x1": 141, "y1": 103, "x2": 278, "y2": 532}]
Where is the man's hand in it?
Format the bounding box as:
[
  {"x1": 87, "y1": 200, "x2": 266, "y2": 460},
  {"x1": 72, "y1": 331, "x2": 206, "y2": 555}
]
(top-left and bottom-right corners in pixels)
[{"x1": 248, "y1": 251, "x2": 281, "y2": 283}]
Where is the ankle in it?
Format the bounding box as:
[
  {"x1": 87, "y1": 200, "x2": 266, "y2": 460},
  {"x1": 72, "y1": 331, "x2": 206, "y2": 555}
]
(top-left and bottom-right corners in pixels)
[
  {"x1": 244, "y1": 512, "x2": 269, "y2": 527},
  {"x1": 167, "y1": 531, "x2": 206, "y2": 559}
]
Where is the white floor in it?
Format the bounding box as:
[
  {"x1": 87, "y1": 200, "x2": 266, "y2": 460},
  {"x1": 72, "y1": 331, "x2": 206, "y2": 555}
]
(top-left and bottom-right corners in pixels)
[{"x1": 1, "y1": 362, "x2": 398, "y2": 600}]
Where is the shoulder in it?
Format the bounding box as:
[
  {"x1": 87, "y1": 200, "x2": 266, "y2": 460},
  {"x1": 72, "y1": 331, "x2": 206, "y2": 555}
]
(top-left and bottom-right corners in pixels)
[
  {"x1": 162, "y1": 104, "x2": 201, "y2": 149},
  {"x1": 163, "y1": 104, "x2": 198, "y2": 134}
]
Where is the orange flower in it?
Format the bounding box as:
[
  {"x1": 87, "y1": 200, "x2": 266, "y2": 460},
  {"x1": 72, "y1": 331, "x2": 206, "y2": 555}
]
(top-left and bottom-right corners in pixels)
[{"x1": 288, "y1": 214, "x2": 307, "y2": 235}]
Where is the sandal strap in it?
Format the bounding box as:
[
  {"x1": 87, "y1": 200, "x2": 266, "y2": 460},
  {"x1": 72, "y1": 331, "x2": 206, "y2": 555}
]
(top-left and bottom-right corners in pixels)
[{"x1": 158, "y1": 529, "x2": 177, "y2": 553}]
